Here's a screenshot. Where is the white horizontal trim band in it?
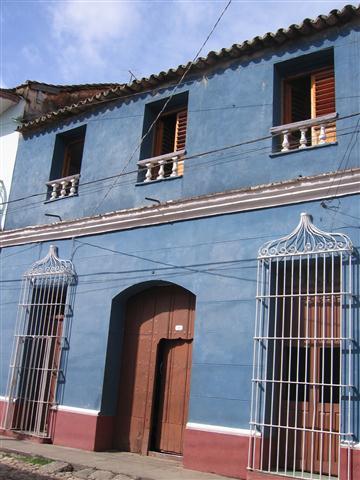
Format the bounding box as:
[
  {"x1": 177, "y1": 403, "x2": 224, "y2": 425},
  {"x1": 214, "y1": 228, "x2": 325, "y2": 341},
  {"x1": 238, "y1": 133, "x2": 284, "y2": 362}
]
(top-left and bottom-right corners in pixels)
[
  {"x1": 186, "y1": 422, "x2": 258, "y2": 437},
  {"x1": 1, "y1": 168, "x2": 359, "y2": 247},
  {"x1": 52, "y1": 405, "x2": 99, "y2": 416},
  {"x1": 0, "y1": 398, "x2": 99, "y2": 416}
]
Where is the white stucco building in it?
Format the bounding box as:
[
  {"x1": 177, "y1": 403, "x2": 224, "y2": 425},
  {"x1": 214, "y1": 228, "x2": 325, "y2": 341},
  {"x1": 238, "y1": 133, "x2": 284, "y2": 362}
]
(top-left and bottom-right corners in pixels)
[{"x1": 0, "y1": 91, "x2": 25, "y2": 229}]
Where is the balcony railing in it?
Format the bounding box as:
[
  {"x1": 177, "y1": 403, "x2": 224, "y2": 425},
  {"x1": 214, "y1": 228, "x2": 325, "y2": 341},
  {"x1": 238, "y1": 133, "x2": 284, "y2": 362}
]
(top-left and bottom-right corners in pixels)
[
  {"x1": 46, "y1": 174, "x2": 80, "y2": 200},
  {"x1": 270, "y1": 112, "x2": 338, "y2": 152},
  {"x1": 137, "y1": 150, "x2": 185, "y2": 183}
]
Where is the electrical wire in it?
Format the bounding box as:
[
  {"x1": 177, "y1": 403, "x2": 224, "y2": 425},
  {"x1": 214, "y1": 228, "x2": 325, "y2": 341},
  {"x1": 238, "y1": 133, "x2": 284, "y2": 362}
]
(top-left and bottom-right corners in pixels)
[
  {"x1": 1, "y1": 114, "x2": 359, "y2": 211},
  {"x1": 2, "y1": 125, "x2": 359, "y2": 217},
  {"x1": 91, "y1": 0, "x2": 233, "y2": 214}
]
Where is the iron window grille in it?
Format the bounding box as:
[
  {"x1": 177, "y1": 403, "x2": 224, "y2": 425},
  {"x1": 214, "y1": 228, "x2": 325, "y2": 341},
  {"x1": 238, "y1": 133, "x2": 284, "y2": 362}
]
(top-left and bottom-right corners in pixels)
[
  {"x1": 248, "y1": 213, "x2": 354, "y2": 479},
  {"x1": 2, "y1": 245, "x2": 76, "y2": 438}
]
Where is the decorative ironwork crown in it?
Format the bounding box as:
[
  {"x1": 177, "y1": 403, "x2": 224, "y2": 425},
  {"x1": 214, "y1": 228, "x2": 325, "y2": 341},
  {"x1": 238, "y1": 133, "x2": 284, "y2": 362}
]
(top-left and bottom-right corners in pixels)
[
  {"x1": 25, "y1": 245, "x2": 76, "y2": 277},
  {"x1": 259, "y1": 213, "x2": 353, "y2": 258}
]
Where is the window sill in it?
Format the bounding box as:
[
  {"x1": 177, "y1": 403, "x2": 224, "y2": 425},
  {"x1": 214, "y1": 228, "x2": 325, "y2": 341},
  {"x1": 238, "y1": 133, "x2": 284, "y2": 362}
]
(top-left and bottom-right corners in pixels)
[
  {"x1": 44, "y1": 193, "x2": 79, "y2": 204},
  {"x1": 269, "y1": 141, "x2": 337, "y2": 158},
  {"x1": 135, "y1": 175, "x2": 183, "y2": 186}
]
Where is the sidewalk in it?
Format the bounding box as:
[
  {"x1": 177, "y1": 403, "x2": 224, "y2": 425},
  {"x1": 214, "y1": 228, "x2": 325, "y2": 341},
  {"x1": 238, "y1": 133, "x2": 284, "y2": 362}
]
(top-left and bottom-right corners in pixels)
[{"x1": 0, "y1": 436, "x2": 231, "y2": 480}]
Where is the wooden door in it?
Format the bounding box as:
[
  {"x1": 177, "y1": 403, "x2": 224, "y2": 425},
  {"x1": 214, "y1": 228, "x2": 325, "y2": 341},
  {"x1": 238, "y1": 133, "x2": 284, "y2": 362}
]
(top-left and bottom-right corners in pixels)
[
  {"x1": 280, "y1": 297, "x2": 340, "y2": 476},
  {"x1": 152, "y1": 339, "x2": 192, "y2": 454},
  {"x1": 114, "y1": 286, "x2": 195, "y2": 455}
]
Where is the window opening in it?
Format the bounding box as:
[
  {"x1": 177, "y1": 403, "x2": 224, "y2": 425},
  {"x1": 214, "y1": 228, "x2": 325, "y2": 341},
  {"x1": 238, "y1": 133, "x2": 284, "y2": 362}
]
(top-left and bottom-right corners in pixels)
[
  {"x1": 148, "y1": 108, "x2": 187, "y2": 180},
  {"x1": 138, "y1": 96, "x2": 188, "y2": 183},
  {"x1": 283, "y1": 66, "x2": 336, "y2": 149},
  {"x1": 47, "y1": 126, "x2": 86, "y2": 200},
  {"x1": 62, "y1": 136, "x2": 84, "y2": 178},
  {"x1": 1, "y1": 246, "x2": 76, "y2": 438},
  {"x1": 271, "y1": 50, "x2": 337, "y2": 152},
  {"x1": 248, "y1": 213, "x2": 354, "y2": 479}
]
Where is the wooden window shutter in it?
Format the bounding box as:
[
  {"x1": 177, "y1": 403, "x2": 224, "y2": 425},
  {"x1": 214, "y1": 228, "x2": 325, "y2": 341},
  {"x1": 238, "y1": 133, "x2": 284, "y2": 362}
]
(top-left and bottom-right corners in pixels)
[
  {"x1": 174, "y1": 109, "x2": 187, "y2": 176},
  {"x1": 174, "y1": 109, "x2": 187, "y2": 151},
  {"x1": 311, "y1": 67, "x2": 336, "y2": 142},
  {"x1": 311, "y1": 67, "x2": 335, "y2": 117}
]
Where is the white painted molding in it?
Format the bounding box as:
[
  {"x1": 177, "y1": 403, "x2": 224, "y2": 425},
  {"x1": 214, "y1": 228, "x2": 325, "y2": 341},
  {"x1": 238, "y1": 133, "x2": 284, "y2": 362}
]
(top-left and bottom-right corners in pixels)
[
  {"x1": 341, "y1": 441, "x2": 360, "y2": 450},
  {"x1": 0, "y1": 397, "x2": 99, "y2": 416},
  {"x1": 186, "y1": 422, "x2": 259, "y2": 437},
  {"x1": 52, "y1": 405, "x2": 99, "y2": 416},
  {"x1": 1, "y1": 168, "x2": 359, "y2": 247}
]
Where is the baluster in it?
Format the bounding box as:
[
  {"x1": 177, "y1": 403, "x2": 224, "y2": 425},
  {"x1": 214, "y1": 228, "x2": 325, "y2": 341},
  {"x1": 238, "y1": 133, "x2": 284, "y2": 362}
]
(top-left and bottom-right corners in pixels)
[
  {"x1": 60, "y1": 180, "x2": 68, "y2": 197},
  {"x1": 281, "y1": 130, "x2": 290, "y2": 152},
  {"x1": 144, "y1": 163, "x2": 152, "y2": 182},
  {"x1": 319, "y1": 124, "x2": 327, "y2": 144},
  {"x1": 157, "y1": 160, "x2": 165, "y2": 180},
  {"x1": 170, "y1": 156, "x2": 178, "y2": 177},
  {"x1": 69, "y1": 177, "x2": 78, "y2": 196},
  {"x1": 299, "y1": 127, "x2": 308, "y2": 149},
  {"x1": 50, "y1": 183, "x2": 59, "y2": 200}
]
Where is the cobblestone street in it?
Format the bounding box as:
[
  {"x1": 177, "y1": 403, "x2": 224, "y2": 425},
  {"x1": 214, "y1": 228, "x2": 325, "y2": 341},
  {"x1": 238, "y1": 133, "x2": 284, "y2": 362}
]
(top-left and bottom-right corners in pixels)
[
  {"x1": 0, "y1": 454, "x2": 59, "y2": 480},
  {"x1": 0, "y1": 454, "x2": 128, "y2": 480}
]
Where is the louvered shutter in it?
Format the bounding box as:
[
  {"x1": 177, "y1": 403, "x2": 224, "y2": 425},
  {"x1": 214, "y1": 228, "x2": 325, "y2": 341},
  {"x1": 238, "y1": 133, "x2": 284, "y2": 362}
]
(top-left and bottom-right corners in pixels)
[
  {"x1": 311, "y1": 67, "x2": 336, "y2": 143},
  {"x1": 174, "y1": 109, "x2": 187, "y2": 175},
  {"x1": 174, "y1": 109, "x2": 187, "y2": 151}
]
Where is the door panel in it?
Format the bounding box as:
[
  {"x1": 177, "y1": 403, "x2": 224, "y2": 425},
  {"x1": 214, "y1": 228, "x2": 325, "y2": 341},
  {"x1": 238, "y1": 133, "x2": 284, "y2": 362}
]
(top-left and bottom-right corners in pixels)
[
  {"x1": 279, "y1": 296, "x2": 340, "y2": 476},
  {"x1": 115, "y1": 286, "x2": 195, "y2": 455},
  {"x1": 153, "y1": 339, "x2": 192, "y2": 454}
]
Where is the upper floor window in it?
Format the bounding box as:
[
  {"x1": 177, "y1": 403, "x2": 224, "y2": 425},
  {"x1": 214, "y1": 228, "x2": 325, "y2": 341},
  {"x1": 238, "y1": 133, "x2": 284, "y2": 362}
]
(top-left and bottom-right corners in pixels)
[
  {"x1": 271, "y1": 49, "x2": 337, "y2": 153},
  {"x1": 153, "y1": 107, "x2": 188, "y2": 158},
  {"x1": 47, "y1": 125, "x2": 86, "y2": 200},
  {"x1": 138, "y1": 93, "x2": 188, "y2": 183},
  {"x1": 61, "y1": 134, "x2": 84, "y2": 178}
]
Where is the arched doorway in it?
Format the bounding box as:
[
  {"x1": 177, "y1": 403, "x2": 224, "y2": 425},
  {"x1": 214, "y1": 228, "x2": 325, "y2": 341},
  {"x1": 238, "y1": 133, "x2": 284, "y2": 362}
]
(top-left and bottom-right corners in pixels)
[{"x1": 114, "y1": 284, "x2": 195, "y2": 456}]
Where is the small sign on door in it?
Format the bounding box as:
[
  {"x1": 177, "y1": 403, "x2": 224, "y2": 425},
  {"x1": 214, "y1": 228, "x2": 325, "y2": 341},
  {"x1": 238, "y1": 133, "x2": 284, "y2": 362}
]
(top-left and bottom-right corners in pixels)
[{"x1": 175, "y1": 325, "x2": 183, "y2": 331}]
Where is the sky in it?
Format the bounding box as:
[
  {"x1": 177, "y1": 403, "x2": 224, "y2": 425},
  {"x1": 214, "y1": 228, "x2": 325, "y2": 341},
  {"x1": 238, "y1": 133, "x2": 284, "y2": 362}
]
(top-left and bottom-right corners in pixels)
[{"x1": 1, "y1": 0, "x2": 354, "y2": 88}]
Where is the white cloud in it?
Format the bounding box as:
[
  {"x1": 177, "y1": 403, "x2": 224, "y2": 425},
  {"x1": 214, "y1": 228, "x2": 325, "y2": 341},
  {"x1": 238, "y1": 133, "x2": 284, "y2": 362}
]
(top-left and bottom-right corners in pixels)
[
  {"x1": 41, "y1": 0, "x2": 349, "y2": 84},
  {"x1": 48, "y1": 1, "x2": 139, "y2": 81}
]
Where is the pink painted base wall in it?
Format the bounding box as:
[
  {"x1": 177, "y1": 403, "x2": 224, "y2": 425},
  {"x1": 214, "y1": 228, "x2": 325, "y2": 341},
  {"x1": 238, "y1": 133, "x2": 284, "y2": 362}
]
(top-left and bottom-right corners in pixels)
[
  {"x1": 183, "y1": 428, "x2": 249, "y2": 479},
  {"x1": 0, "y1": 399, "x2": 6, "y2": 424},
  {"x1": 2, "y1": 396, "x2": 360, "y2": 480},
  {"x1": 0, "y1": 398, "x2": 114, "y2": 452},
  {"x1": 183, "y1": 427, "x2": 360, "y2": 480},
  {"x1": 50, "y1": 410, "x2": 115, "y2": 451}
]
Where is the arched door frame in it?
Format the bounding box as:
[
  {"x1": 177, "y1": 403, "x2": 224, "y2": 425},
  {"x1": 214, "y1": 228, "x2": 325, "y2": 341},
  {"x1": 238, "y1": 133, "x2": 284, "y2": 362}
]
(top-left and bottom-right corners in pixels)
[{"x1": 102, "y1": 281, "x2": 196, "y2": 455}]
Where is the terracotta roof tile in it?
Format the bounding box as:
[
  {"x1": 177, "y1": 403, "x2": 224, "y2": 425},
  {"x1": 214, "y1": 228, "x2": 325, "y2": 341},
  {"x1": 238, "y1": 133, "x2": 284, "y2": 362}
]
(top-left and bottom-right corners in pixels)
[{"x1": 20, "y1": 4, "x2": 360, "y2": 133}]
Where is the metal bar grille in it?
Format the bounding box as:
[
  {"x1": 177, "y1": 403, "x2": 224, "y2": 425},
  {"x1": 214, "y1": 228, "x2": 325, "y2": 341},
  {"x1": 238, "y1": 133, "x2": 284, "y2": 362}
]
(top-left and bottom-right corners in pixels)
[
  {"x1": 248, "y1": 213, "x2": 354, "y2": 479},
  {"x1": 1, "y1": 245, "x2": 76, "y2": 438}
]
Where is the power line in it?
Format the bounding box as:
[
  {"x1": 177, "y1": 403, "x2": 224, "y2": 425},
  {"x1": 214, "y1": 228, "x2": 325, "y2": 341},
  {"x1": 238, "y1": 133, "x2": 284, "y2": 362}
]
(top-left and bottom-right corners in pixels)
[
  {"x1": 2, "y1": 115, "x2": 359, "y2": 211},
  {"x1": 91, "y1": 0, "x2": 233, "y2": 215},
  {"x1": 2, "y1": 126, "x2": 359, "y2": 218},
  {"x1": 8, "y1": 37, "x2": 358, "y2": 134}
]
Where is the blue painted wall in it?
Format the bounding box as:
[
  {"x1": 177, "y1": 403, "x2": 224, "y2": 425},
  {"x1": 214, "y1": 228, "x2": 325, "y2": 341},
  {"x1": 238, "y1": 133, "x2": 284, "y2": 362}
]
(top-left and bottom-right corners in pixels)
[
  {"x1": 5, "y1": 22, "x2": 360, "y2": 230},
  {"x1": 1, "y1": 197, "x2": 359, "y2": 432}
]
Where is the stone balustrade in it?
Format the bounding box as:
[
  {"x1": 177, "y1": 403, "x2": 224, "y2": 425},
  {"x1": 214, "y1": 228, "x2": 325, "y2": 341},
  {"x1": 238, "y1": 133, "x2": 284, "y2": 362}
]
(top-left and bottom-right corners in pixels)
[
  {"x1": 46, "y1": 174, "x2": 80, "y2": 200},
  {"x1": 270, "y1": 112, "x2": 338, "y2": 152},
  {"x1": 137, "y1": 149, "x2": 185, "y2": 183}
]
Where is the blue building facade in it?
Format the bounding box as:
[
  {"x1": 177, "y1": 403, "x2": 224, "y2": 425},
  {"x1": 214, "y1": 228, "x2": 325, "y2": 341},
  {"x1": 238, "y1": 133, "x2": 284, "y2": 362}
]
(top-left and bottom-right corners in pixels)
[{"x1": 1, "y1": 6, "x2": 359, "y2": 480}]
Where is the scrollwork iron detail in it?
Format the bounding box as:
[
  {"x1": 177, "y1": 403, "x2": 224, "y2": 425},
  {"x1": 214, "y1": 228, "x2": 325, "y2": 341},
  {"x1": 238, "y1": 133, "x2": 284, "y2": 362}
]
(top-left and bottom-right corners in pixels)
[
  {"x1": 25, "y1": 245, "x2": 75, "y2": 277},
  {"x1": 259, "y1": 212, "x2": 353, "y2": 259}
]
